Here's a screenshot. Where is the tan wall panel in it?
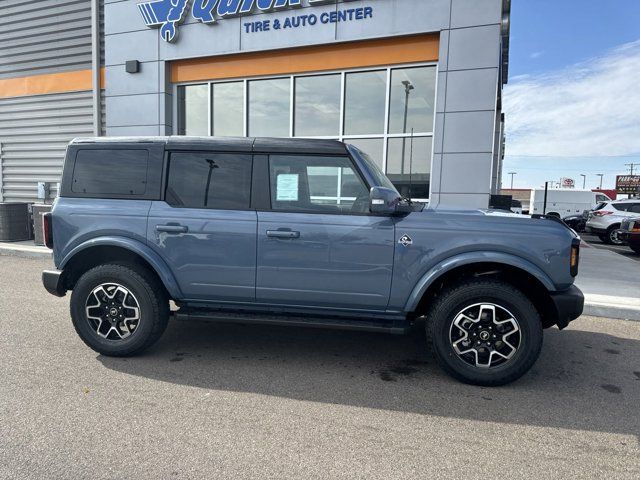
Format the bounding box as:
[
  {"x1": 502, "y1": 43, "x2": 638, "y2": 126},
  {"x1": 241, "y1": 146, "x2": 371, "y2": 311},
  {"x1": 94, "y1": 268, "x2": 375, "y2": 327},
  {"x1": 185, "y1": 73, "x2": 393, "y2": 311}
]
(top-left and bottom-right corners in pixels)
[{"x1": 171, "y1": 34, "x2": 439, "y2": 83}]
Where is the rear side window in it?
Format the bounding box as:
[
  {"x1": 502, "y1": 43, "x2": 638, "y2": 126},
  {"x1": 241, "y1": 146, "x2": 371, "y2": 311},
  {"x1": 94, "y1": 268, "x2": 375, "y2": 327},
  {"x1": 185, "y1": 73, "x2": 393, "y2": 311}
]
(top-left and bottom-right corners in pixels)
[
  {"x1": 166, "y1": 152, "x2": 252, "y2": 210},
  {"x1": 593, "y1": 202, "x2": 607, "y2": 211},
  {"x1": 613, "y1": 203, "x2": 632, "y2": 211},
  {"x1": 72, "y1": 149, "x2": 148, "y2": 195}
]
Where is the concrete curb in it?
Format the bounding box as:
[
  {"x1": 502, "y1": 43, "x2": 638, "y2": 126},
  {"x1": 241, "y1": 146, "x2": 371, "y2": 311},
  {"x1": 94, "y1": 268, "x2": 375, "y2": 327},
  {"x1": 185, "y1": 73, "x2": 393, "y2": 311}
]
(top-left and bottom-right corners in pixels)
[
  {"x1": 0, "y1": 243, "x2": 52, "y2": 260},
  {"x1": 583, "y1": 294, "x2": 640, "y2": 322}
]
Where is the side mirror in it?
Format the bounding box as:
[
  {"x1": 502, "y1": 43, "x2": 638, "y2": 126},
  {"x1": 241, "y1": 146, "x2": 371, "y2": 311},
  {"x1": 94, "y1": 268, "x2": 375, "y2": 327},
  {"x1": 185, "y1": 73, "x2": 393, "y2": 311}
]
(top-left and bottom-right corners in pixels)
[{"x1": 369, "y1": 187, "x2": 402, "y2": 214}]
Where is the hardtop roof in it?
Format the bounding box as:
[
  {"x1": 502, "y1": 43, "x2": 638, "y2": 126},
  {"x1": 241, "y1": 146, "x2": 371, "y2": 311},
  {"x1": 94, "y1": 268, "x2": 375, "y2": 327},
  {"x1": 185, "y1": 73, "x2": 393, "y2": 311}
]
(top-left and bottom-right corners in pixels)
[{"x1": 70, "y1": 136, "x2": 349, "y2": 155}]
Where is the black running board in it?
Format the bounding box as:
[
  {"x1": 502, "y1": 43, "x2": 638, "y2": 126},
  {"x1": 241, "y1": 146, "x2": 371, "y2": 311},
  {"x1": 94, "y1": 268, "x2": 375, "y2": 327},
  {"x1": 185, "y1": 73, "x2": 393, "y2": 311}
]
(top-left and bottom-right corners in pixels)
[{"x1": 173, "y1": 308, "x2": 408, "y2": 335}]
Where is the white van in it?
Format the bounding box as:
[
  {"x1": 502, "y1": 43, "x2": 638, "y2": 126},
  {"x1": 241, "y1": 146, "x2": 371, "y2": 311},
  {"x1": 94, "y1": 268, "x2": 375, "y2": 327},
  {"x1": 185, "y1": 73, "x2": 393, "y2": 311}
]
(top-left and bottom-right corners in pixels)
[{"x1": 529, "y1": 189, "x2": 611, "y2": 217}]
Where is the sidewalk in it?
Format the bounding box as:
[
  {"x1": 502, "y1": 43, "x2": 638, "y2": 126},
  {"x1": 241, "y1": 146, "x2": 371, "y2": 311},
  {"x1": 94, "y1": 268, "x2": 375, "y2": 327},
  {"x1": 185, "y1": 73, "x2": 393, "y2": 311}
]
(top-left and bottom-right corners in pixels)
[
  {"x1": 575, "y1": 244, "x2": 640, "y2": 321},
  {"x1": 0, "y1": 240, "x2": 51, "y2": 259},
  {"x1": 0, "y1": 239, "x2": 638, "y2": 320}
]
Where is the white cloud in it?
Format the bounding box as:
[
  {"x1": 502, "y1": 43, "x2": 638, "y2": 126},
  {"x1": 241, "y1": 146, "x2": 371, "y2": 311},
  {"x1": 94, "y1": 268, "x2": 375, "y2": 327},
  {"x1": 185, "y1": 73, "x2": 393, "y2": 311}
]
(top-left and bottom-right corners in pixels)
[
  {"x1": 529, "y1": 51, "x2": 544, "y2": 59},
  {"x1": 504, "y1": 40, "x2": 640, "y2": 157}
]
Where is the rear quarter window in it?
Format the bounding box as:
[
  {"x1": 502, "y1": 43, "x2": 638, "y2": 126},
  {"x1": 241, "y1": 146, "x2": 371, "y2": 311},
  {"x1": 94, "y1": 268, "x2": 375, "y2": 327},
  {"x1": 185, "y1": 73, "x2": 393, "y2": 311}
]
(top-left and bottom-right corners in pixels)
[{"x1": 72, "y1": 149, "x2": 149, "y2": 195}]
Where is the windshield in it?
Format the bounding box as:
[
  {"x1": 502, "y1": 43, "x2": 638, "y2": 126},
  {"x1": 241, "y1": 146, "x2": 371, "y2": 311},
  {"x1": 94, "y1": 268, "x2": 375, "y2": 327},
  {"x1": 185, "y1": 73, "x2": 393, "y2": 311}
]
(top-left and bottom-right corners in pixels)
[{"x1": 347, "y1": 144, "x2": 398, "y2": 193}]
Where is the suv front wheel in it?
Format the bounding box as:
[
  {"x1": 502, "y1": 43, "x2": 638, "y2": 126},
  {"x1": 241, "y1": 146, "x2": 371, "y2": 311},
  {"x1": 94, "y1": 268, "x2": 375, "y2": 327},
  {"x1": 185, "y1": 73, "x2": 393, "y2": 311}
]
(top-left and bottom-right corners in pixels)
[
  {"x1": 604, "y1": 225, "x2": 624, "y2": 245},
  {"x1": 70, "y1": 264, "x2": 169, "y2": 356},
  {"x1": 427, "y1": 279, "x2": 543, "y2": 386}
]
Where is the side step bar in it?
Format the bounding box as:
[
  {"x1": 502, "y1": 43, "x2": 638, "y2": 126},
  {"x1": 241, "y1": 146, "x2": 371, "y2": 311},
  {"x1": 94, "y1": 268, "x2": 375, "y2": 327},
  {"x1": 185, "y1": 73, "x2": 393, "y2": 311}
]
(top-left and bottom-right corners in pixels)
[{"x1": 173, "y1": 308, "x2": 409, "y2": 335}]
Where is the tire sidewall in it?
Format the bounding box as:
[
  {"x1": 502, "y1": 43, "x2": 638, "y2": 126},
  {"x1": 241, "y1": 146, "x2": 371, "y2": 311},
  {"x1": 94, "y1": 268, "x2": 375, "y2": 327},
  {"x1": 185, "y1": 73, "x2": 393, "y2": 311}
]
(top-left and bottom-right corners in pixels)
[
  {"x1": 431, "y1": 283, "x2": 543, "y2": 385},
  {"x1": 71, "y1": 265, "x2": 159, "y2": 356}
]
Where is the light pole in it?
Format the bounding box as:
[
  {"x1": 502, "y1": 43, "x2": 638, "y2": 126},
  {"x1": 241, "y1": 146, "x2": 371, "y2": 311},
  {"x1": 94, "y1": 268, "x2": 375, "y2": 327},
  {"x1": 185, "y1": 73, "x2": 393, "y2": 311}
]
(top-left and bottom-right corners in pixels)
[
  {"x1": 508, "y1": 172, "x2": 517, "y2": 189},
  {"x1": 596, "y1": 174, "x2": 604, "y2": 189},
  {"x1": 400, "y1": 80, "x2": 414, "y2": 176},
  {"x1": 580, "y1": 174, "x2": 586, "y2": 189}
]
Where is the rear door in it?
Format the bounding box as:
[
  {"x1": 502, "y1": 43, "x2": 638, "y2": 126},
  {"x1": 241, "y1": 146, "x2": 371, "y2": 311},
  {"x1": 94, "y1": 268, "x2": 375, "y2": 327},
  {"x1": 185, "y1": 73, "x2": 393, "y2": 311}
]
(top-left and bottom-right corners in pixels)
[
  {"x1": 255, "y1": 154, "x2": 395, "y2": 310},
  {"x1": 147, "y1": 151, "x2": 257, "y2": 302}
]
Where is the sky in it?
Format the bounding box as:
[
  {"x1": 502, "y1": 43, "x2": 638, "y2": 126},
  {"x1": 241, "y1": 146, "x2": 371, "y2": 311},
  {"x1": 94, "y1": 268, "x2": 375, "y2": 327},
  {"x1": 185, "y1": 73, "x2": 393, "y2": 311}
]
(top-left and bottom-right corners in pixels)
[{"x1": 502, "y1": 0, "x2": 640, "y2": 190}]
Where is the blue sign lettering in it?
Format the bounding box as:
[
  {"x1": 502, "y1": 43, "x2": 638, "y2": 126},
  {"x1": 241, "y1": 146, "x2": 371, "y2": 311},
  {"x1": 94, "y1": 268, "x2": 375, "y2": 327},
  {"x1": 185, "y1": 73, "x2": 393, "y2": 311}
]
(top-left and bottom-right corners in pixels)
[{"x1": 138, "y1": 0, "x2": 375, "y2": 43}]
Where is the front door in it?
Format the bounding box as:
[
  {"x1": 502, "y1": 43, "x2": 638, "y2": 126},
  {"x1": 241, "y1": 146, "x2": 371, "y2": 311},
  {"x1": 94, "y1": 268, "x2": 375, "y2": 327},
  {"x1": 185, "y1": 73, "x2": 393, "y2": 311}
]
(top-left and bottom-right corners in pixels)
[
  {"x1": 147, "y1": 151, "x2": 257, "y2": 302},
  {"x1": 256, "y1": 154, "x2": 395, "y2": 310}
]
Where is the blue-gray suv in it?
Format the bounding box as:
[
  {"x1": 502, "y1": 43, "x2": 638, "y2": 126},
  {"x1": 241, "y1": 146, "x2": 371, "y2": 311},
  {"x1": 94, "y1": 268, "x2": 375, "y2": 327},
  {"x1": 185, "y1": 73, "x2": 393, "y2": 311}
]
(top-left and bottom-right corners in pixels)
[{"x1": 42, "y1": 137, "x2": 584, "y2": 386}]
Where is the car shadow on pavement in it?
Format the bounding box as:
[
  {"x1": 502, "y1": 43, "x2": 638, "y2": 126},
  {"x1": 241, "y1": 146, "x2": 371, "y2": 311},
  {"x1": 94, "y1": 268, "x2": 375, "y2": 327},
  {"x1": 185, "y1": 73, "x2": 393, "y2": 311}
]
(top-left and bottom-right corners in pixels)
[{"x1": 98, "y1": 319, "x2": 640, "y2": 438}]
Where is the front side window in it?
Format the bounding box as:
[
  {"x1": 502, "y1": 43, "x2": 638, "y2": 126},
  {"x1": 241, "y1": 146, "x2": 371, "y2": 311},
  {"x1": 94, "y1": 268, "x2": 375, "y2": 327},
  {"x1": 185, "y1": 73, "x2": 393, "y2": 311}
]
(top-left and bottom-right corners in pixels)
[
  {"x1": 269, "y1": 155, "x2": 369, "y2": 214},
  {"x1": 166, "y1": 153, "x2": 252, "y2": 210}
]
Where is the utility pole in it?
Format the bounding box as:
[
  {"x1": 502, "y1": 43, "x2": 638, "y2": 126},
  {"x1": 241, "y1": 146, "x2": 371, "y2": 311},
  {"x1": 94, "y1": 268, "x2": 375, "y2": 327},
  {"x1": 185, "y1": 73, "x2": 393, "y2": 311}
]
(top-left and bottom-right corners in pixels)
[
  {"x1": 625, "y1": 163, "x2": 640, "y2": 175},
  {"x1": 508, "y1": 172, "x2": 517, "y2": 189},
  {"x1": 596, "y1": 174, "x2": 604, "y2": 189}
]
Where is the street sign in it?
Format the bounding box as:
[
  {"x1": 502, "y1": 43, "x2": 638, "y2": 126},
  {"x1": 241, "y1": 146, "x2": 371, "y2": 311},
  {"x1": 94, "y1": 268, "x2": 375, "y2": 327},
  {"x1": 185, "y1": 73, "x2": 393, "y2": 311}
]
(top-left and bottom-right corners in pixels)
[{"x1": 616, "y1": 175, "x2": 640, "y2": 194}]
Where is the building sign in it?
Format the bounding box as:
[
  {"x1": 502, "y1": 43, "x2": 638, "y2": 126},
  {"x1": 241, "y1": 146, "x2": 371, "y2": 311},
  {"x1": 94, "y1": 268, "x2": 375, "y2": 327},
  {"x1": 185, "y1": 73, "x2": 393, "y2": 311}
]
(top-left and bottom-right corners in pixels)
[
  {"x1": 616, "y1": 175, "x2": 640, "y2": 195},
  {"x1": 137, "y1": 0, "x2": 373, "y2": 43},
  {"x1": 561, "y1": 178, "x2": 575, "y2": 189}
]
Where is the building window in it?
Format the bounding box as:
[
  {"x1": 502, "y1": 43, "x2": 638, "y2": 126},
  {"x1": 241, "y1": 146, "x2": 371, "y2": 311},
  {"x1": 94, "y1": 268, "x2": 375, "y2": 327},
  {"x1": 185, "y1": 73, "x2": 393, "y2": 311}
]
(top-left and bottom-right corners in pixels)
[
  {"x1": 294, "y1": 74, "x2": 341, "y2": 137},
  {"x1": 248, "y1": 78, "x2": 290, "y2": 137},
  {"x1": 212, "y1": 82, "x2": 244, "y2": 137},
  {"x1": 344, "y1": 70, "x2": 387, "y2": 135},
  {"x1": 177, "y1": 64, "x2": 436, "y2": 199},
  {"x1": 177, "y1": 84, "x2": 208, "y2": 136}
]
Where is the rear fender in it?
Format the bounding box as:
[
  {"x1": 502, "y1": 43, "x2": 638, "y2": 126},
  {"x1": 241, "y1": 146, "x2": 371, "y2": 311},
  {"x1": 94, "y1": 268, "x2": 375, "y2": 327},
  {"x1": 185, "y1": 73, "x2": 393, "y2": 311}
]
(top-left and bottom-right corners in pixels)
[{"x1": 59, "y1": 236, "x2": 182, "y2": 299}]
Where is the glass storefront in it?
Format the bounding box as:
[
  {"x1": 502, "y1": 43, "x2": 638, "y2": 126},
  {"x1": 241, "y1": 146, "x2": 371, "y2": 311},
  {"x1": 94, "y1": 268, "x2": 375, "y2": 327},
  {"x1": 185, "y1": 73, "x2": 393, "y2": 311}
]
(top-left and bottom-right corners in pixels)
[{"x1": 177, "y1": 64, "x2": 436, "y2": 199}]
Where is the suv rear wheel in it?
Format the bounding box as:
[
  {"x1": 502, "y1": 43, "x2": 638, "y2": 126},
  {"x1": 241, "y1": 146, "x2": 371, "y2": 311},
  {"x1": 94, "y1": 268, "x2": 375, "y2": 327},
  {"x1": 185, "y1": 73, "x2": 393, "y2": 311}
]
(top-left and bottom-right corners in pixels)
[
  {"x1": 70, "y1": 264, "x2": 169, "y2": 356},
  {"x1": 427, "y1": 279, "x2": 543, "y2": 386}
]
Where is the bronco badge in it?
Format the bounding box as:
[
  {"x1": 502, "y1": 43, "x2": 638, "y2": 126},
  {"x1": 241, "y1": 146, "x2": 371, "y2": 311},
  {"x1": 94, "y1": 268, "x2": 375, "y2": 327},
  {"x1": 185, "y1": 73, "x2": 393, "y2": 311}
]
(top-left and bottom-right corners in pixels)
[{"x1": 399, "y1": 235, "x2": 413, "y2": 247}]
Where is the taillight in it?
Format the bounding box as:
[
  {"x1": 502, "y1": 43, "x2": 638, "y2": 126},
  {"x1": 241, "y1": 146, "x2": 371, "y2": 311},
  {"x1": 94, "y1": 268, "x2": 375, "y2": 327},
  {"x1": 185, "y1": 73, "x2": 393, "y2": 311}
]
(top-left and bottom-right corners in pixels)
[
  {"x1": 631, "y1": 221, "x2": 640, "y2": 232},
  {"x1": 570, "y1": 239, "x2": 580, "y2": 277},
  {"x1": 42, "y1": 212, "x2": 53, "y2": 249},
  {"x1": 592, "y1": 211, "x2": 613, "y2": 217}
]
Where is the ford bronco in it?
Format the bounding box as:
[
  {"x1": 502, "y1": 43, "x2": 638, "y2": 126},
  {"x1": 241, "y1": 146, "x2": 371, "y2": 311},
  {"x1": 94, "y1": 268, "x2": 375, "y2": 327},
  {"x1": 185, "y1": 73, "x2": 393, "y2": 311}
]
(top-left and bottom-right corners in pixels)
[{"x1": 42, "y1": 137, "x2": 584, "y2": 386}]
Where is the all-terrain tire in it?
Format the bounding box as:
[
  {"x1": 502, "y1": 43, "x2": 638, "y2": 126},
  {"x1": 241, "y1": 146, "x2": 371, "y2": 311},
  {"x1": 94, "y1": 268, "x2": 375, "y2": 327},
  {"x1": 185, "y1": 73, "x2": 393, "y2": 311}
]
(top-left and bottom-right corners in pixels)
[
  {"x1": 426, "y1": 279, "x2": 543, "y2": 386},
  {"x1": 70, "y1": 263, "x2": 169, "y2": 356}
]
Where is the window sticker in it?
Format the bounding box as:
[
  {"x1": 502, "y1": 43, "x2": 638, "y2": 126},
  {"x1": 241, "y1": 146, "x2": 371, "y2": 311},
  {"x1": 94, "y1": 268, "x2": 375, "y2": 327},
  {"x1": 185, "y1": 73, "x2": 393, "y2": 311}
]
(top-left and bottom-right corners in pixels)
[{"x1": 276, "y1": 174, "x2": 299, "y2": 201}]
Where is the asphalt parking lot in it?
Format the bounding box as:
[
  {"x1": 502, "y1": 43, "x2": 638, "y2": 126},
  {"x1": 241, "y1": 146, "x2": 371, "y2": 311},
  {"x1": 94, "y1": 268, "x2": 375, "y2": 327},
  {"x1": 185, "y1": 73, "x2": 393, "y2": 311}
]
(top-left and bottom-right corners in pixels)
[
  {"x1": 582, "y1": 233, "x2": 640, "y2": 262},
  {"x1": 1, "y1": 255, "x2": 639, "y2": 479}
]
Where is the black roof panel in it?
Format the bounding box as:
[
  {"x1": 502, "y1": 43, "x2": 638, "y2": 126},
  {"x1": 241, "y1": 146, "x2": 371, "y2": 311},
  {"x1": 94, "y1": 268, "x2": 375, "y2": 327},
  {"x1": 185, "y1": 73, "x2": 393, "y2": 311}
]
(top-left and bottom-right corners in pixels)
[{"x1": 71, "y1": 136, "x2": 348, "y2": 155}]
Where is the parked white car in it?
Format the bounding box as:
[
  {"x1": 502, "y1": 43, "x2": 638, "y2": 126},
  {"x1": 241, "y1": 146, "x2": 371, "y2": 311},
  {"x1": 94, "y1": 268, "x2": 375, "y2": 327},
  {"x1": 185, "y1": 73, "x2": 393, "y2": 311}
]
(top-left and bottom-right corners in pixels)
[
  {"x1": 586, "y1": 199, "x2": 640, "y2": 244},
  {"x1": 530, "y1": 189, "x2": 611, "y2": 217}
]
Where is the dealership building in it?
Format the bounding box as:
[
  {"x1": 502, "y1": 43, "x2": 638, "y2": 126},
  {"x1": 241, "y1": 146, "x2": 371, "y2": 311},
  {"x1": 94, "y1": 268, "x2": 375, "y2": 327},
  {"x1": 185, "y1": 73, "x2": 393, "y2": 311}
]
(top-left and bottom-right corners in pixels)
[{"x1": 0, "y1": 0, "x2": 510, "y2": 208}]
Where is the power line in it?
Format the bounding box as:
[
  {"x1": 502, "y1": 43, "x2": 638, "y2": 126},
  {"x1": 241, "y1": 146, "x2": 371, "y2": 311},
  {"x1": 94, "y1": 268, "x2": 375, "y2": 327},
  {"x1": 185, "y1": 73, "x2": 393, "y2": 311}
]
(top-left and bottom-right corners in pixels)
[{"x1": 625, "y1": 163, "x2": 640, "y2": 175}]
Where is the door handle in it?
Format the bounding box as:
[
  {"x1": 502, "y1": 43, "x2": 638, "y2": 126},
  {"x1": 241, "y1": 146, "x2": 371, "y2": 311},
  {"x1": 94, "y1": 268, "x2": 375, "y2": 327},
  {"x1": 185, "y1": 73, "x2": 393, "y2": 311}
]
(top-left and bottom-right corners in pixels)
[
  {"x1": 156, "y1": 224, "x2": 188, "y2": 234},
  {"x1": 266, "y1": 230, "x2": 300, "y2": 239}
]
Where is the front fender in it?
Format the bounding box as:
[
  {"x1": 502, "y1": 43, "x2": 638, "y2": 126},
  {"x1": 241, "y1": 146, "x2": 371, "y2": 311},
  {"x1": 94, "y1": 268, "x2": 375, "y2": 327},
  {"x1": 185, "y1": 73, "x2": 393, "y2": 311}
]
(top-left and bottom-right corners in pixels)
[
  {"x1": 403, "y1": 251, "x2": 557, "y2": 313},
  {"x1": 59, "y1": 236, "x2": 182, "y2": 299}
]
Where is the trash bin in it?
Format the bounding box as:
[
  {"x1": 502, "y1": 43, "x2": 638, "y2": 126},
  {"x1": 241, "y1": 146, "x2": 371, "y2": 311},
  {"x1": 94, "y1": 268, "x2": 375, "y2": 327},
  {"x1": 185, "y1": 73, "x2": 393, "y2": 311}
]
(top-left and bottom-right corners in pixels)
[
  {"x1": 0, "y1": 202, "x2": 32, "y2": 242},
  {"x1": 32, "y1": 204, "x2": 52, "y2": 246}
]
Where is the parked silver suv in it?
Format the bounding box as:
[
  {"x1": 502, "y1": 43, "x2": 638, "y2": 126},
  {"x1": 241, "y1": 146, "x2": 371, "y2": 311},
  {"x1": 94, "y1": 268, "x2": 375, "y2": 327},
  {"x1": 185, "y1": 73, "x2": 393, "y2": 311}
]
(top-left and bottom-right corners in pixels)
[{"x1": 586, "y1": 199, "x2": 640, "y2": 244}]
